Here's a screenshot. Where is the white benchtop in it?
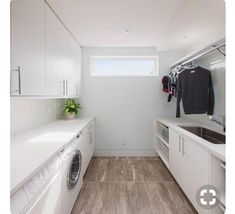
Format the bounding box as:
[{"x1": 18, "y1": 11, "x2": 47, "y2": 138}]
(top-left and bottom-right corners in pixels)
[
  {"x1": 156, "y1": 117, "x2": 225, "y2": 162},
  {"x1": 11, "y1": 117, "x2": 95, "y2": 194}
]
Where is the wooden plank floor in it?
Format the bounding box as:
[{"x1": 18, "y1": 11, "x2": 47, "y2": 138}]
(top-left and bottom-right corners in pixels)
[{"x1": 71, "y1": 157, "x2": 197, "y2": 214}]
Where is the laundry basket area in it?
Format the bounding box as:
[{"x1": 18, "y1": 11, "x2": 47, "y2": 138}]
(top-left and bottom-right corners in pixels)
[{"x1": 154, "y1": 121, "x2": 169, "y2": 167}]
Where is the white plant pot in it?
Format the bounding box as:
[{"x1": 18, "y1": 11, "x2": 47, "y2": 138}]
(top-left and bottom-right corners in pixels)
[{"x1": 66, "y1": 112, "x2": 76, "y2": 120}]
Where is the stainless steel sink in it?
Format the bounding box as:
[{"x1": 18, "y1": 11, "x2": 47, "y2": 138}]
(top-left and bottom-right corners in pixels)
[{"x1": 179, "y1": 126, "x2": 225, "y2": 144}]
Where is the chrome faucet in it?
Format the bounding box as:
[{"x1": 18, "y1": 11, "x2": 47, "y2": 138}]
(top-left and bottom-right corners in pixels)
[{"x1": 209, "y1": 115, "x2": 226, "y2": 132}]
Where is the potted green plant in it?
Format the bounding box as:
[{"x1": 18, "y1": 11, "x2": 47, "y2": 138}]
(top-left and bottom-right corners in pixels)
[{"x1": 62, "y1": 99, "x2": 82, "y2": 120}]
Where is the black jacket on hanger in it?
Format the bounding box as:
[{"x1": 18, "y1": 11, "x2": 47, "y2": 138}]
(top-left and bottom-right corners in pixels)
[{"x1": 176, "y1": 66, "x2": 214, "y2": 117}]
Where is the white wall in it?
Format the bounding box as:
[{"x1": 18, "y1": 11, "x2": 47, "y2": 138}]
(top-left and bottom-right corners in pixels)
[
  {"x1": 11, "y1": 98, "x2": 63, "y2": 136},
  {"x1": 80, "y1": 47, "x2": 183, "y2": 156}
]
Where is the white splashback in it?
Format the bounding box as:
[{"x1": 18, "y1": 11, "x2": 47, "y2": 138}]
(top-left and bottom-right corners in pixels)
[
  {"x1": 11, "y1": 98, "x2": 64, "y2": 136},
  {"x1": 185, "y1": 46, "x2": 225, "y2": 128},
  {"x1": 80, "y1": 47, "x2": 184, "y2": 156}
]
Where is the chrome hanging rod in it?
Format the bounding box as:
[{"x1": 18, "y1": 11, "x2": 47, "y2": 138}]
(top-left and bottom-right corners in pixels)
[{"x1": 171, "y1": 43, "x2": 225, "y2": 68}]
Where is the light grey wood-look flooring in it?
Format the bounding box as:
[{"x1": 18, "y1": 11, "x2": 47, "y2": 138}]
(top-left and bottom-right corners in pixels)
[{"x1": 71, "y1": 157, "x2": 197, "y2": 214}]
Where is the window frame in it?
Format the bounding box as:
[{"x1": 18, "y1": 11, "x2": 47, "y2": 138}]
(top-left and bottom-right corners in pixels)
[{"x1": 90, "y1": 55, "x2": 159, "y2": 77}]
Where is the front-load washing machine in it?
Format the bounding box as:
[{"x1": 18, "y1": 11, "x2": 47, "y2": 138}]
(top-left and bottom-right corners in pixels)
[{"x1": 60, "y1": 134, "x2": 83, "y2": 214}]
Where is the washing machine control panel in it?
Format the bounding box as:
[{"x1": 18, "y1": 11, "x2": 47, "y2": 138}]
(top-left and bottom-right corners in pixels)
[
  {"x1": 11, "y1": 155, "x2": 61, "y2": 214},
  {"x1": 23, "y1": 175, "x2": 41, "y2": 200}
]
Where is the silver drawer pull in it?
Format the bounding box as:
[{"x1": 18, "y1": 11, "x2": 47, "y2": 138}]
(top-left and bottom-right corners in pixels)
[
  {"x1": 219, "y1": 202, "x2": 225, "y2": 212},
  {"x1": 66, "y1": 80, "x2": 68, "y2": 96},
  {"x1": 182, "y1": 137, "x2": 185, "y2": 155},
  {"x1": 62, "y1": 80, "x2": 65, "y2": 96},
  {"x1": 179, "y1": 135, "x2": 181, "y2": 152},
  {"x1": 11, "y1": 66, "x2": 21, "y2": 95},
  {"x1": 75, "y1": 83, "x2": 78, "y2": 96},
  {"x1": 220, "y1": 162, "x2": 226, "y2": 169}
]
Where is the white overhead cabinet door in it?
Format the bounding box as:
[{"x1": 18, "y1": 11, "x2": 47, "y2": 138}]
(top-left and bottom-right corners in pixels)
[
  {"x1": 66, "y1": 40, "x2": 82, "y2": 97},
  {"x1": 10, "y1": 0, "x2": 46, "y2": 96},
  {"x1": 62, "y1": 27, "x2": 81, "y2": 97},
  {"x1": 74, "y1": 45, "x2": 82, "y2": 97},
  {"x1": 11, "y1": 0, "x2": 82, "y2": 97},
  {"x1": 45, "y1": 3, "x2": 81, "y2": 97},
  {"x1": 45, "y1": 3, "x2": 67, "y2": 97}
]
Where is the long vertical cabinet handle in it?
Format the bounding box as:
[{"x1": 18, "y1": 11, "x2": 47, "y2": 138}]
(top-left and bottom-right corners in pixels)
[
  {"x1": 66, "y1": 80, "x2": 68, "y2": 96},
  {"x1": 18, "y1": 66, "x2": 21, "y2": 95},
  {"x1": 182, "y1": 137, "x2": 185, "y2": 155},
  {"x1": 178, "y1": 135, "x2": 181, "y2": 153},
  {"x1": 63, "y1": 80, "x2": 67, "y2": 97},
  {"x1": 75, "y1": 83, "x2": 78, "y2": 96},
  {"x1": 62, "y1": 80, "x2": 65, "y2": 96},
  {"x1": 10, "y1": 66, "x2": 21, "y2": 95}
]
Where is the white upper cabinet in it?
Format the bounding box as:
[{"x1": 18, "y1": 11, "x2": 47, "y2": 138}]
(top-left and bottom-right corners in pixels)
[
  {"x1": 45, "y1": 3, "x2": 67, "y2": 96},
  {"x1": 11, "y1": 0, "x2": 46, "y2": 96},
  {"x1": 74, "y1": 45, "x2": 82, "y2": 97},
  {"x1": 66, "y1": 39, "x2": 82, "y2": 97},
  {"x1": 45, "y1": 2, "x2": 82, "y2": 97},
  {"x1": 10, "y1": 0, "x2": 82, "y2": 97}
]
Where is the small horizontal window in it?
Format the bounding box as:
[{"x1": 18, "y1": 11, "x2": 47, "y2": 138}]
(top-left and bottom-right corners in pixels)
[{"x1": 90, "y1": 56, "x2": 158, "y2": 76}]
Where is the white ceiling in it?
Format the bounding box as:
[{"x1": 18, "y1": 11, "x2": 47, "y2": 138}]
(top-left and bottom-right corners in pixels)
[{"x1": 47, "y1": 0, "x2": 225, "y2": 52}]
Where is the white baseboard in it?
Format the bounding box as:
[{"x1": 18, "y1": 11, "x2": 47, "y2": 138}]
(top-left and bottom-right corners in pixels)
[{"x1": 94, "y1": 149, "x2": 158, "y2": 157}]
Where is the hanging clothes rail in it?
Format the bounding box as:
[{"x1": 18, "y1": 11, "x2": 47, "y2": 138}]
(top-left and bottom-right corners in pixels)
[{"x1": 170, "y1": 43, "x2": 225, "y2": 68}]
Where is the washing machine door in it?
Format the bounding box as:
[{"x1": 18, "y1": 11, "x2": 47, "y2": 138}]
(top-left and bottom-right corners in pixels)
[{"x1": 67, "y1": 150, "x2": 82, "y2": 189}]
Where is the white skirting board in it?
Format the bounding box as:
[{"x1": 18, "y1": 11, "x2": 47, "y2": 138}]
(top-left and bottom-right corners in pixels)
[{"x1": 94, "y1": 149, "x2": 158, "y2": 157}]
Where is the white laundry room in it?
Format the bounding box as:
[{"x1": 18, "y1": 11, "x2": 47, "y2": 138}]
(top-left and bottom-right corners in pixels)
[{"x1": 2, "y1": 0, "x2": 233, "y2": 213}]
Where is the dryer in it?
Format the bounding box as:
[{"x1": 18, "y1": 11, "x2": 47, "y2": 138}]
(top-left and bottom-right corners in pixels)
[{"x1": 60, "y1": 134, "x2": 83, "y2": 214}]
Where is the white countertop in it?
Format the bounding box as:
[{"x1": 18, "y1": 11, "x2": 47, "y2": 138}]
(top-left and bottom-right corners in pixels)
[
  {"x1": 11, "y1": 117, "x2": 95, "y2": 194},
  {"x1": 156, "y1": 117, "x2": 225, "y2": 162}
]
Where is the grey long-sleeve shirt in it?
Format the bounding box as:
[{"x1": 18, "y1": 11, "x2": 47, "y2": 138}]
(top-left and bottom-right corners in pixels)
[{"x1": 176, "y1": 66, "x2": 214, "y2": 117}]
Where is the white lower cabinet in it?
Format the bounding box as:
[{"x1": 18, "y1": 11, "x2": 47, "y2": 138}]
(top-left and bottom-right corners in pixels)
[
  {"x1": 169, "y1": 128, "x2": 210, "y2": 214},
  {"x1": 169, "y1": 129, "x2": 184, "y2": 186},
  {"x1": 81, "y1": 121, "x2": 95, "y2": 176},
  {"x1": 210, "y1": 156, "x2": 226, "y2": 213}
]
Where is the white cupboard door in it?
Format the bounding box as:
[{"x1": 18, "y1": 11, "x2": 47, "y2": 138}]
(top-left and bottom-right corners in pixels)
[
  {"x1": 11, "y1": 0, "x2": 46, "y2": 95},
  {"x1": 64, "y1": 33, "x2": 82, "y2": 97},
  {"x1": 74, "y1": 45, "x2": 82, "y2": 97},
  {"x1": 80, "y1": 122, "x2": 95, "y2": 176},
  {"x1": 88, "y1": 122, "x2": 95, "y2": 160},
  {"x1": 83, "y1": 127, "x2": 90, "y2": 171},
  {"x1": 169, "y1": 128, "x2": 184, "y2": 186},
  {"x1": 45, "y1": 3, "x2": 66, "y2": 96},
  {"x1": 64, "y1": 33, "x2": 77, "y2": 97},
  {"x1": 80, "y1": 128, "x2": 89, "y2": 176},
  {"x1": 210, "y1": 155, "x2": 225, "y2": 214},
  {"x1": 181, "y1": 135, "x2": 210, "y2": 214},
  {"x1": 169, "y1": 129, "x2": 209, "y2": 214}
]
